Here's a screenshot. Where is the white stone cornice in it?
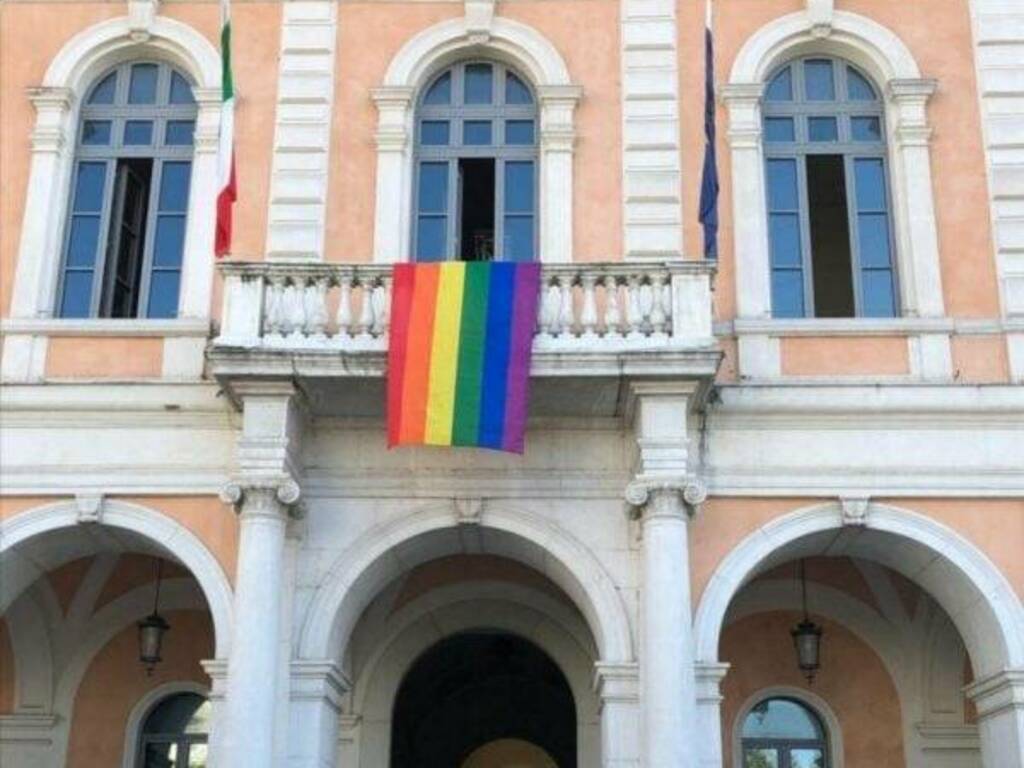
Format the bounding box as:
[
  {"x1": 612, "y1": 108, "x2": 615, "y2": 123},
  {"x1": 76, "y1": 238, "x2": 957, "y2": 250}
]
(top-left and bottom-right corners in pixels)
[
  {"x1": 965, "y1": 669, "x2": 1024, "y2": 720},
  {"x1": 592, "y1": 661, "x2": 639, "y2": 705},
  {"x1": 289, "y1": 659, "x2": 351, "y2": 713}
]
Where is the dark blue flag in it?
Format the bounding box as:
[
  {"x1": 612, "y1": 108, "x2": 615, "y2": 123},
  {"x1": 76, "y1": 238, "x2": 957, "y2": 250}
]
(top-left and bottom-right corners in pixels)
[{"x1": 699, "y1": 0, "x2": 719, "y2": 260}]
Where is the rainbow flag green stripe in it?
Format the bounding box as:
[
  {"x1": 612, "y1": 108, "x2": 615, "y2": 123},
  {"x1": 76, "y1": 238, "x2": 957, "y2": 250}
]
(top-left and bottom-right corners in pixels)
[{"x1": 387, "y1": 262, "x2": 541, "y2": 453}]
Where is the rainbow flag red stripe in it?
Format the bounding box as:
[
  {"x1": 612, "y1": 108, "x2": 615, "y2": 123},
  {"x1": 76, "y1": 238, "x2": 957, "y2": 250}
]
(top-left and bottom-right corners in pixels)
[{"x1": 387, "y1": 262, "x2": 541, "y2": 453}]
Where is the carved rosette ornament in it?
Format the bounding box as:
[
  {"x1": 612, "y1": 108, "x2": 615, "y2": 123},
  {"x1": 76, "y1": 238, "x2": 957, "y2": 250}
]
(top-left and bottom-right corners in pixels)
[{"x1": 624, "y1": 477, "x2": 707, "y2": 519}]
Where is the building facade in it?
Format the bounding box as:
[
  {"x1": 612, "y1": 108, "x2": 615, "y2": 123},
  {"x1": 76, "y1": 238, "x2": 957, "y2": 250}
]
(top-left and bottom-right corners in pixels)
[{"x1": 1, "y1": 0, "x2": 1023, "y2": 766}]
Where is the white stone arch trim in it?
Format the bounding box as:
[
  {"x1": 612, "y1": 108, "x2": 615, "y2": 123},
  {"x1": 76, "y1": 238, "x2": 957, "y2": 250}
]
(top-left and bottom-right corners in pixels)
[
  {"x1": 121, "y1": 680, "x2": 210, "y2": 768},
  {"x1": 349, "y1": 590, "x2": 601, "y2": 768},
  {"x1": 5, "y1": 14, "x2": 221, "y2": 382},
  {"x1": 693, "y1": 501, "x2": 1024, "y2": 677},
  {"x1": 297, "y1": 503, "x2": 634, "y2": 665},
  {"x1": 731, "y1": 686, "x2": 845, "y2": 768},
  {"x1": 725, "y1": 10, "x2": 948, "y2": 379},
  {"x1": 371, "y1": 16, "x2": 581, "y2": 264},
  {"x1": 0, "y1": 500, "x2": 234, "y2": 657}
]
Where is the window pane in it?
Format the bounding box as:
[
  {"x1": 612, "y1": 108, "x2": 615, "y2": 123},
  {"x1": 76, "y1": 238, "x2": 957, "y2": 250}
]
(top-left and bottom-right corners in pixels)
[
  {"x1": 464, "y1": 63, "x2": 493, "y2": 105},
  {"x1": 188, "y1": 742, "x2": 209, "y2": 767},
  {"x1": 143, "y1": 741, "x2": 178, "y2": 768},
  {"x1": 503, "y1": 216, "x2": 534, "y2": 261},
  {"x1": 854, "y1": 158, "x2": 887, "y2": 211},
  {"x1": 423, "y1": 72, "x2": 451, "y2": 105},
  {"x1": 73, "y1": 163, "x2": 107, "y2": 213},
  {"x1": 159, "y1": 162, "x2": 192, "y2": 212},
  {"x1": 766, "y1": 159, "x2": 798, "y2": 210},
  {"x1": 764, "y1": 118, "x2": 795, "y2": 143},
  {"x1": 418, "y1": 162, "x2": 448, "y2": 213},
  {"x1": 165, "y1": 120, "x2": 195, "y2": 146},
  {"x1": 124, "y1": 120, "x2": 154, "y2": 146},
  {"x1": 144, "y1": 693, "x2": 208, "y2": 734},
  {"x1": 742, "y1": 699, "x2": 825, "y2": 740},
  {"x1": 505, "y1": 120, "x2": 535, "y2": 145},
  {"x1": 60, "y1": 271, "x2": 95, "y2": 318},
  {"x1": 463, "y1": 120, "x2": 492, "y2": 145},
  {"x1": 505, "y1": 72, "x2": 532, "y2": 104},
  {"x1": 804, "y1": 59, "x2": 835, "y2": 101},
  {"x1": 420, "y1": 120, "x2": 449, "y2": 145},
  {"x1": 766, "y1": 67, "x2": 793, "y2": 102},
  {"x1": 858, "y1": 213, "x2": 892, "y2": 268},
  {"x1": 170, "y1": 72, "x2": 195, "y2": 104},
  {"x1": 851, "y1": 116, "x2": 882, "y2": 142},
  {"x1": 770, "y1": 214, "x2": 802, "y2": 267},
  {"x1": 128, "y1": 63, "x2": 159, "y2": 104},
  {"x1": 147, "y1": 270, "x2": 181, "y2": 318},
  {"x1": 744, "y1": 748, "x2": 780, "y2": 768},
  {"x1": 67, "y1": 216, "x2": 102, "y2": 267},
  {"x1": 808, "y1": 117, "x2": 838, "y2": 142},
  {"x1": 504, "y1": 161, "x2": 534, "y2": 213},
  {"x1": 862, "y1": 269, "x2": 896, "y2": 317},
  {"x1": 88, "y1": 72, "x2": 117, "y2": 104},
  {"x1": 416, "y1": 216, "x2": 447, "y2": 260},
  {"x1": 82, "y1": 121, "x2": 111, "y2": 146},
  {"x1": 153, "y1": 215, "x2": 186, "y2": 267},
  {"x1": 847, "y1": 67, "x2": 877, "y2": 101},
  {"x1": 791, "y1": 749, "x2": 825, "y2": 768},
  {"x1": 772, "y1": 270, "x2": 805, "y2": 318}
]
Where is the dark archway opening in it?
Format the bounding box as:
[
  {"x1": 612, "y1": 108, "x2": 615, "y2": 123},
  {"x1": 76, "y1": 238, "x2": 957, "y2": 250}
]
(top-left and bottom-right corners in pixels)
[{"x1": 390, "y1": 632, "x2": 577, "y2": 768}]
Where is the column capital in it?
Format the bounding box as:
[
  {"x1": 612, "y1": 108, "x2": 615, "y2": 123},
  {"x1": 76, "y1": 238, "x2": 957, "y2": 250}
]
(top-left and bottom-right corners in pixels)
[
  {"x1": 593, "y1": 661, "x2": 639, "y2": 705},
  {"x1": 220, "y1": 475, "x2": 303, "y2": 519},
  {"x1": 694, "y1": 661, "x2": 730, "y2": 702},
  {"x1": 965, "y1": 669, "x2": 1024, "y2": 720},
  {"x1": 625, "y1": 477, "x2": 706, "y2": 519},
  {"x1": 290, "y1": 660, "x2": 351, "y2": 714},
  {"x1": 201, "y1": 658, "x2": 230, "y2": 701}
]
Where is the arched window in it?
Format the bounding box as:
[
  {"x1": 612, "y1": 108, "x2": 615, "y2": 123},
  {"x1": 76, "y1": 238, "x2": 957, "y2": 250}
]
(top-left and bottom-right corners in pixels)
[
  {"x1": 412, "y1": 61, "x2": 538, "y2": 262},
  {"x1": 57, "y1": 61, "x2": 197, "y2": 319},
  {"x1": 763, "y1": 56, "x2": 896, "y2": 319},
  {"x1": 136, "y1": 691, "x2": 210, "y2": 767},
  {"x1": 741, "y1": 697, "x2": 829, "y2": 768}
]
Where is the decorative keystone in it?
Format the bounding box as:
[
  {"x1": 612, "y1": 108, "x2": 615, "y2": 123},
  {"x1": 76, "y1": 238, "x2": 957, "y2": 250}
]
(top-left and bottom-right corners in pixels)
[
  {"x1": 839, "y1": 496, "x2": 870, "y2": 526},
  {"x1": 464, "y1": 0, "x2": 495, "y2": 43},
  {"x1": 454, "y1": 497, "x2": 484, "y2": 527},
  {"x1": 75, "y1": 493, "x2": 105, "y2": 524}
]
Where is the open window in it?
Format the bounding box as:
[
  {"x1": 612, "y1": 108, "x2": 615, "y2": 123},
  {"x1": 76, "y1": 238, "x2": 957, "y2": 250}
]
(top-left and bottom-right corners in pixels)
[
  {"x1": 763, "y1": 57, "x2": 897, "y2": 319},
  {"x1": 57, "y1": 61, "x2": 196, "y2": 319},
  {"x1": 412, "y1": 61, "x2": 538, "y2": 262}
]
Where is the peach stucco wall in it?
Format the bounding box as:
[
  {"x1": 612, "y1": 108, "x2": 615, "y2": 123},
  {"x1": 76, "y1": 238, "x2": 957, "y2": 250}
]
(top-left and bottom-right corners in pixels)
[
  {"x1": 325, "y1": 0, "x2": 622, "y2": 262},
  {"x1": 780, "y1": 336, "x2": 910, "y2": 376},
  {"x1": 45, "y1": 337, "x2": 164, "y2": 379},
  {"x1": 66, "y1": 610, "x2": 213, "y2": 768},
  {"x1": 951, "y1": 335, "x2": 1010, "y2": 383},
  {"x1": 721, "y1": 611, "x2": 905, "y2": 768}
]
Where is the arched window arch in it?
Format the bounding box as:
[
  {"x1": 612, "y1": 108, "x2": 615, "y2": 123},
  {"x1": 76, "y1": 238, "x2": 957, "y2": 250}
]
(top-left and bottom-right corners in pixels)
[
  {"x1": 412, "y1": 60, "x2": 538, "y2": 262},
  {"x1": 762, "y1": 56, "x2": 896, "y2": 319},
  {"x1": 740, "y1": 696, "x2": 830, "y2": 768},
  {"x1": 56, "y1": 60, "x2": 197, "y2": 319},
  {"x1": 135, "y1": 691, "x2": 210, "y2": 767}
]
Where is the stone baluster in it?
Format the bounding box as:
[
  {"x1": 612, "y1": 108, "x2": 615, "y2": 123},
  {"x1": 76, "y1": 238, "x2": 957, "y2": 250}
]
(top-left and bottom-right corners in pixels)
[
  {"x1": 626, "y1": 275, "x2": 643, "y2": 337},
  {"x1": 540, "y1": 281, "x2": 560, "y2": 337},
  {"x1": 605, "y1": 276, "x2": 623, "y2": 337},
  {"x1": 305, "y1": 278, "x2": 328, "y2": 337},
  {"x1": 336, "y1": 277, "x2": 353, "y2": 338},
  {"x1": 660, "y1": 277, "x2": 673, "y2": 336},
  {"x1": 285, "y1": 281, "x2": 306, "y2": 336},
  {"x1": 558, "y1": 274, "x2": 575, "y2": 337},
  {"x1": 355, "y1": 279, "x2": 375, "y2": 337},
  {"x1": 371, "y1": 276, "x2": 389, "y2": 337},
  {"x1": 648, "y1": 274, "x2": 667, "y2": 335},
  {"x1": 580, "y1": 273, "x2": 598, "y2": 337},
  {"x1": 263, "y1": 276, "x2": 279, "y2": 336},
  {"x1": 638, "y1": 279, "x2": 654, "y2": 335}
]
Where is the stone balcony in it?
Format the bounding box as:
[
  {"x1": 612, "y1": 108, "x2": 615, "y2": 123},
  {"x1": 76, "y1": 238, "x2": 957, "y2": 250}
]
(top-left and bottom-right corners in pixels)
[{"x1": 209, "y1": 260, "x2": 720, "y2": 418}]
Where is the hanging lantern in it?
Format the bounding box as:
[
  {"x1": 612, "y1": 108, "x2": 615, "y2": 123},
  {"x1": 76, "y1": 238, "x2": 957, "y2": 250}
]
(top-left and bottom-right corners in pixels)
[
  {"x1": 138, "y1": 559, "x2": 170, "y2": 675},
  {"x1": 791, "y1": 559, "x2": 823, "y2": 683}
]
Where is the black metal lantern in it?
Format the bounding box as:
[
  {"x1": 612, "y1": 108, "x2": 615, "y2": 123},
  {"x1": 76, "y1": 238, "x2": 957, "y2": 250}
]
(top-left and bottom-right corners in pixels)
[
  {"x1": 791, "y1": 559, "x2": 823, "y2": 683},
  {"x1": 138, "y1": 559, "x2": 170, "y2": 675}
]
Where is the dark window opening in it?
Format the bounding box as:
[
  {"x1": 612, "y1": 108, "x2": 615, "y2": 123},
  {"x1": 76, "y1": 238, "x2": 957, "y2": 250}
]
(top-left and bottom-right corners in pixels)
[
  {"x1": 101, "y1": 158, "x2": 152, "y2": 318},
  {"x1": 806, "y1": 155, "x2": 855, "y2": 318},
  {"x1": 459, "y1": 158, "x2": 495, "y2": 261}
]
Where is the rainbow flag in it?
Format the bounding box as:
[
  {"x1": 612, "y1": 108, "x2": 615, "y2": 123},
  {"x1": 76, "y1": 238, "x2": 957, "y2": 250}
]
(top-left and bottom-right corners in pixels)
[{"x1": 387, "y1": 262, "x2": 541, "y2": 453}]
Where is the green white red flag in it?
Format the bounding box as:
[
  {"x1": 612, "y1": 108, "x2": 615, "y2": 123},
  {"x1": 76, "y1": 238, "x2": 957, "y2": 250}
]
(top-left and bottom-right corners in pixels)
[{"x1": 215, "y1": 0, "x2": 236, "y2": 257}]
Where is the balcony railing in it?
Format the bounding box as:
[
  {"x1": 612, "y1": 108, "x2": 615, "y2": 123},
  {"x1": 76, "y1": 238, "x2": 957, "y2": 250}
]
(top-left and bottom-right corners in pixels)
[{"x1": 212, "y1": 261, "x2": 716, "y2": 375}]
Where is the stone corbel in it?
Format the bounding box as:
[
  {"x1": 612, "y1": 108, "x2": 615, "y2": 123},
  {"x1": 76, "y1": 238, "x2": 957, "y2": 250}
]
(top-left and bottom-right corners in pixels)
[
  {"x1": 624, "y1": 477, "x2": 707, "y2": 519},
  {"x1": 806, "y1": 0, "x2": 834, "y2": 38},
  {"x1": 75, "y1": 492, "x2": 105, "y2": 524},
  {"x1": 220, "y1": 475, "x2": 305, "y2": 519},
  {"x1": 128, "y1": 0, "x2": 160, "y2": 41},
  {"x1": 465, "y1": 0, "x2": 495, "y2": 43}
]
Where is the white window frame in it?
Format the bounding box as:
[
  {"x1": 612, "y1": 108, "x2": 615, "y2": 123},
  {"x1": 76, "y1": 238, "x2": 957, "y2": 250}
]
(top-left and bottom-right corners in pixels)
[
  {"x1": 370, "y1": 13, "x2": 581, "y2": 264},
  {"x1": 2, "y1": 11, "x2": 220, "y2": 381},
  {"x1": 732, "y1": 687, "x2": 844, "y2": 768},
  {"x1": 724, "y1": 10, "x2": 952, "y2": 380},
  {"x1": 122, "y1": 681, "x2": 210, "y2": 768}
]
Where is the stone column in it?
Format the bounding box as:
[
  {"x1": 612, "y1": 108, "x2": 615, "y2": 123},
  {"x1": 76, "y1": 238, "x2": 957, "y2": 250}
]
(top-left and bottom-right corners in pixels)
[
  {"x1": 695, "y1": 662, "x2": 730, "y2": 768},
  {"x1": 967, "y1": 670, "x2": 1024, "y2": 768},
  {"x1": 626, "y1": 382, "x2": 705, "y2": 768},
  {"x1": 594, "y1": 662, "x2": 641, "y2": 767}
]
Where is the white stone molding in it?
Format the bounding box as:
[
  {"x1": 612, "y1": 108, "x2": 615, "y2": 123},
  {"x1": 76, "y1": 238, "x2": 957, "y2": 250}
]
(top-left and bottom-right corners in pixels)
[
  {"x1": 619, "y1": 0, "x2": 682, "y2": 259},
  {"x1": 74, "y1": 492, "x2": 105, "y2": 524},
  {"x1": 694, "y1": 662, "x2": 730, "y2": 768},
  {"x1": 731, "y1": 687, "x2": 844, "y2": 768},
  {"x1": 839, "y1": 495, "x2": 870, "y2": 526},
  {"x1": 693, "y1": 501, "x2": 1024, "y2": 677},
  {"x1": 970, "y1": 0, "x2": 1024, "y2": 381},
  {"x1": 372, "y1": 16, "x2": 581, "y2": 263},
  {"x1": 3, "y1": 14, "x2": 220, "y2": 383},
  {"x1": 297, "y1": 501, "x2": 634, "y2": 670},
  {"x1": 965, "y1": 669, "x2": 1024, "y2": 768},
  {"x1": 726, "y1": 11, "x2": 949, "y2": 377},
  {"x1": 264, "y1": 1, "x2": 338, "y2": 262},
  {"x1": 287, "y1": 660, "x2": 350, "y2": 768},
  {"x1": 121, "y1": 681, "x2": 209, "y2": 768},
  {"x1": 0, "y1": 499, "x2": 234, "y2": 656}
]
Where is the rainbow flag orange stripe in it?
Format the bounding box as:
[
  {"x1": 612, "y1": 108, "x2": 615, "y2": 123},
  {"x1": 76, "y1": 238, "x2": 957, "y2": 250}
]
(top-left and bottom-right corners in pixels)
[{"x1": 387, "y1": 262, "x2": 541, "y2": 453}]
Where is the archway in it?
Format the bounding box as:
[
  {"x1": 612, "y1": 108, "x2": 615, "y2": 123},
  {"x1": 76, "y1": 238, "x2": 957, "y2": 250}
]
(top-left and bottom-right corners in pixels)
[{"x1": 391, "y1": 632, "x2": 576, "y2": 768}]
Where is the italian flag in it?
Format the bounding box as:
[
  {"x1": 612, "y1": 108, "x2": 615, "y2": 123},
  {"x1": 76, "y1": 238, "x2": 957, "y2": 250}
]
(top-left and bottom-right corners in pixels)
[{"x1": 214, "y1": 0, "x2": 236, "y2": 257}]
